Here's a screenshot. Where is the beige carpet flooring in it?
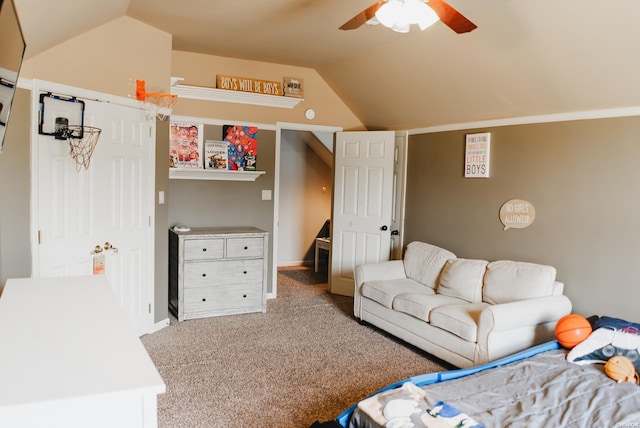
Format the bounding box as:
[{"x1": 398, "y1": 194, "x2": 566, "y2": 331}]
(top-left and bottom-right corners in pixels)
[{"x1": 141, "y1": 266, "x2": 448, "y2": 428}]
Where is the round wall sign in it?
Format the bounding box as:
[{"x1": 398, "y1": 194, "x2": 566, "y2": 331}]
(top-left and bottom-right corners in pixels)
[{"x1": 499, "y1": 199, "x2": 536, "y2": 230}]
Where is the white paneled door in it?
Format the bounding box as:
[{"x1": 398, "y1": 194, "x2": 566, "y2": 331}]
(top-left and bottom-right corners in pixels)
[
  {"x1": 34, "y1": 90, "x2": 155, "y2": 336},
  {"x1": 331, "y1": 131, "x2": 395, "y2": 296}
]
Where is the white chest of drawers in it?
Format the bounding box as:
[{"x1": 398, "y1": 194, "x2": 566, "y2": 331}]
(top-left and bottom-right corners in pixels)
[
  {"x1": 169, "y1": 227, "x2": 269, "y2": 321},
  {"x1": 0, "y1": 276, "x2": 165, "y2": 428}
]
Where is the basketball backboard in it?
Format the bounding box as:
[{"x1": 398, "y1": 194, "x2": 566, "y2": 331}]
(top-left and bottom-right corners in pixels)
[{"x1": 38, "y1": 93, "x2": 84, "y2": 140}]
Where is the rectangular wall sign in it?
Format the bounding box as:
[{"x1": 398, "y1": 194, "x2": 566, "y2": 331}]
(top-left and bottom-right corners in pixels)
[
  {"x1": 216, "y1": 74, "x2": 282, "y2": 96},
  {"x1": 465, "y1": 132, "x2": 491, "y2": 178}
]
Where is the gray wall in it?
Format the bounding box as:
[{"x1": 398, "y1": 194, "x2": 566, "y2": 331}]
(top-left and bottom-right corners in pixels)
[
  {"x1": 168, "y1": 125, "x2": 276, "y2": 294},
  {"x1": 405, "y1": 116, "x2": 640, "y2": 323},
  {"x1": 0, "y1": 88, "x2": 31, "y2": 285}
]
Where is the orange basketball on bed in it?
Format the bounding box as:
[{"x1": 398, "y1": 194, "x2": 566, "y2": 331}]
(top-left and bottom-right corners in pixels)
[{"x1": 555, "y1": 314, "x2": 592, "y2": 349}]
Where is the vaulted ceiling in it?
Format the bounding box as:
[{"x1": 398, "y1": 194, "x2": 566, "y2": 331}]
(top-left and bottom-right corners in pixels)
[{"x1": 13, "y1": 0, "x2": 640, "y2": 129}]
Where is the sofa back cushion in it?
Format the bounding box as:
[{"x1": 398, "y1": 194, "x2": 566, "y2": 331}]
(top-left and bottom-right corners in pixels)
[
  {"x1": 437, "y1": 258, "x2": 488, "y2": 303},
  {"x1": 483, "y1": 260, "x2": 557, "y2": 304},
  {"x1": 403, "y1": 242, "x2": 456, "y2": 290}
]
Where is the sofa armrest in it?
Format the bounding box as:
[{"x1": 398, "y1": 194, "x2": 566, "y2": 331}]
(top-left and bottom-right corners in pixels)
[
  {"x1": 355, "y1": 260, "x2": 406, "y2": 288},
  {"x1": 552, "y1": 280, "x2": 564, "y2": 295},
  {"x1": 479, "y1": 295, "x2": 572, "y2": 333},
  {"x1": 353, "y1": 260, "x2": 406, "y2": 319},
  {"x1": 474, "y1": 295, "x2": 572, "y2": 363}
]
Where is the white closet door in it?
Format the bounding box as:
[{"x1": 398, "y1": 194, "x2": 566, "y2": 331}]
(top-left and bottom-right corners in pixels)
[{"x1": 34, "y1": 91, "x2": 155, "y2": 336}]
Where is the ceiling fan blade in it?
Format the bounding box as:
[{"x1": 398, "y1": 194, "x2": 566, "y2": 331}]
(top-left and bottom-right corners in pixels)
[
  {"x1": 339, "y1": 1, "x2": 384, "y2": 30},
  {"x1": 427, "y1": 0, "x2": 477, "y2": 34}
]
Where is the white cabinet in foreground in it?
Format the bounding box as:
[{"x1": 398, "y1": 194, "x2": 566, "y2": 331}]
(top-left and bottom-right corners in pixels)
[{"x1": 0, "y1": 276, "x2": 165, "y2": 428}]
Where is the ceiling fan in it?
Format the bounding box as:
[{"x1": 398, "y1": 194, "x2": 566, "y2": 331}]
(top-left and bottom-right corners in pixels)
[{"x1": 339, "y1": 0, "x2": 477, "y2": 34}]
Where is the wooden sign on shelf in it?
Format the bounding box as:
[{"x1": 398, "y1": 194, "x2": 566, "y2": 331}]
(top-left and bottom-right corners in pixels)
[
  {"x1": 216, "y1": 75, "x2": 282, "y2": 96},
  {"x1": 283, "y1": 77, "x2": 304, "y2": 98}
]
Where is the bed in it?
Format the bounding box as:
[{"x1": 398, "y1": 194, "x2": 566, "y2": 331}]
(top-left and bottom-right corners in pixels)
[{"x1": 336, "y1": 340, "x2": 640, "y2": 428}]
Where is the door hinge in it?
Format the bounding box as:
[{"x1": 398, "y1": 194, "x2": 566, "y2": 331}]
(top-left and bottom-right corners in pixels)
[
  {"x1": 38, "y1": 230, "x2": 42, "y2": 244},
  {"x1": 148, "y1": 303, "x2": 152, "y2": 314}
]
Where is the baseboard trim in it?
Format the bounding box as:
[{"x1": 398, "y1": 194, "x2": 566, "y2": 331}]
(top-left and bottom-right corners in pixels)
[
  {"x1": 277, "y1": 261, "x2": 314, "y2": 268},
  {"x1": 149, "y1": 318, "x2": 170, "y2": 334}
]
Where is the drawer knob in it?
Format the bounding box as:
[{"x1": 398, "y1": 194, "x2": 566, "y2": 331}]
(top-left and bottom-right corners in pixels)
[
  {"x1": 202, "y1": 273, "x2": 206, "y2": 277},
  {"x1": 243, "y1": 271, "x2": 248, "y2": 274},
  {"x1": 202, "y1": 298, "x2": 206, "y2": 302},
  {"x1": 243, "y1": 294, "x2": 247, "y2": 298},
  {"x1": 244, "y1": 246, "x2": 248, "y2": 250},
  {"x1": 202, "y1": 248, "x2": 207, "y2": 252}
]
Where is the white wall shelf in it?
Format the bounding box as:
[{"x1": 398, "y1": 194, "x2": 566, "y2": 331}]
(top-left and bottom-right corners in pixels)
[
  {"x1": 171, "y1": 83, "x2": 303, "y2": 109},
  {"x1": 169, "y1": 168, "x2": 265, "y2": 181}
]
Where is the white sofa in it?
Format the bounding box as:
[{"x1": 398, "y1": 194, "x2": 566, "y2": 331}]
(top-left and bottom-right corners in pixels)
[{"x1": 354, "y1": 242, "x2": 572, "y2": 368}]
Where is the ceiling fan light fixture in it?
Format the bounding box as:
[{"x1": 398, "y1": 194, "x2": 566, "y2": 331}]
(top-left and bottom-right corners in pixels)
[
  {"x1": 414, "y1": 2, "x2": 440, "y2": 30},
  {"x1": 365, "y1": 16, "x2": 381, "y2": 26},
  {"x1": 375, "y1": 0, "x2": 403, "y2": 28},
  {"x1": 375, "y1": 0, "x2": 440, "y2": 33},
  {"x1": 340, "y1": 0, "x2": 476, "y2": 34},
  {"x1": 391, "y1": 22, "x2": 411, "y2": 33}
]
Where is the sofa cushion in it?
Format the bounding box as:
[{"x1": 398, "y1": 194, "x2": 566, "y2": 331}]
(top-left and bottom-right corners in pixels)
[
  {"x1": 393, "y1": 293, "x2": 466, "y2": 322},
  {"x1": 437, "y1": 258, "x2": 488, "y2": 303},
  {"x1": 362, "y1": 278, "x2": 433, "y2": 309},
  {"x1": 403, "y1": 242, "x2": 456, "y2": 290},
  {"x1": 429, "y1": 303, "x2": 489, "y2": 342},
  {"x1": 483, "y1": 260, "x2": 557, "y2": 304}
]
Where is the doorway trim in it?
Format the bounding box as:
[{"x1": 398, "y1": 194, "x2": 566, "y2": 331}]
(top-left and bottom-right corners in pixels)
[{"x1": 271, "y1": 122, "x2": 342, "y2": 298}]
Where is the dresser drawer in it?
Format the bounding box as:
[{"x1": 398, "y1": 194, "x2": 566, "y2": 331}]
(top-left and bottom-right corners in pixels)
[
  {"x1": 226, "y1": 237, "x2": 264, "y2": 258},
  {"x1": 183, "y1": 259, "x2": 263, "y2": 288},
  {"x1": 184, "y1": 285, "x2": 263, "y2": 313},
  {"x1": 184, "y1": 239, "x2": 224, "y2": 260}
]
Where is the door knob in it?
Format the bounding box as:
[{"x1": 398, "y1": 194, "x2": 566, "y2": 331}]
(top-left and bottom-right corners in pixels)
[
  {"x1": 391, "y1": 230, "x2": 399, "y2": 236},
  {"x1": 104, "y1": 242, "x2": 119, "y2": 253},
  {"x1": 380, "y1": 225, "x2": 388, "y2": 231}
]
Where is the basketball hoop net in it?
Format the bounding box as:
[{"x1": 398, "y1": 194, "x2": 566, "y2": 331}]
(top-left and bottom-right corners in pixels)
[
  {"x1": 58, "y1": 125, "x2": 102, "y2": 172},
  {"x1": 136, "y1": 80, "x2": 177, "y2": 122}
]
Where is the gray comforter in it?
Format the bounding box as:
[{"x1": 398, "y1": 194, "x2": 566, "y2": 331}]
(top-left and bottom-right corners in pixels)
[{"x1": 349, "y1": 349, "x2": 640, "y2": 427}]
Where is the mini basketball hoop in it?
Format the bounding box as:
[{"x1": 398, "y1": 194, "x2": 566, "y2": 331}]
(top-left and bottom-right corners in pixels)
[
  {"x1": 136, "y1": 79, "x2": 177, "y2": 122},
  {"x1": 58, "y1": 125, "x2": 102, "y2": 172},
  {"x1": 143, "y1": 93, "x2": 177, "y2": 122}
]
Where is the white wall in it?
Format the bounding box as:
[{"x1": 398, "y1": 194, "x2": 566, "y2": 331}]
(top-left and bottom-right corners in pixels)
[{"x1": 277, "y1": 130, "x2": 332, "y2": 266}]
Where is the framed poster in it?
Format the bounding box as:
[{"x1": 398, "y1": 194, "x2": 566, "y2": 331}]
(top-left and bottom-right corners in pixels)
[
  {"x1": 204, "y1": 140, "x2": 228, "y2": 170},
  {"x1": 170, "y1": 122, "x2": 203, "y2": 168},
  {"x1": 223, "y1": 125, "x2": 258, "y2": 171},
  {"x1": 465, "y1": 132, "x2": 491, "y2": 178}
]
